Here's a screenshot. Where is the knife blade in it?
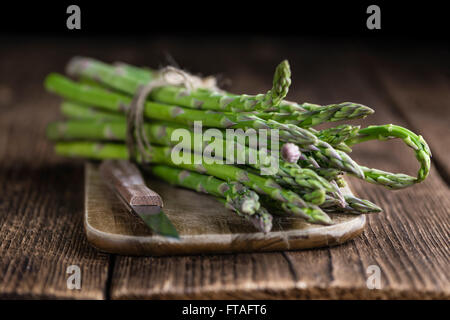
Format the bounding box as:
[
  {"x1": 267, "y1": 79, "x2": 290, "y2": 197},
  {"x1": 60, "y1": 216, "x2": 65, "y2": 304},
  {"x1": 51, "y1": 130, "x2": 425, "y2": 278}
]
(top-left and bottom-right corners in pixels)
[{"x1": 99, "y1": 159, "x2": 179, "y2": 239}]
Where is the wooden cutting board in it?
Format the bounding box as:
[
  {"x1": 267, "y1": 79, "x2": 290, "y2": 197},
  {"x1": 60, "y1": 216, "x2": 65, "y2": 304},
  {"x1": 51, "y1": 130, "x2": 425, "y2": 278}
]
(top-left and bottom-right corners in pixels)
[{"x1": 84, "y1": 163, "x2": 366, "y2": 256}]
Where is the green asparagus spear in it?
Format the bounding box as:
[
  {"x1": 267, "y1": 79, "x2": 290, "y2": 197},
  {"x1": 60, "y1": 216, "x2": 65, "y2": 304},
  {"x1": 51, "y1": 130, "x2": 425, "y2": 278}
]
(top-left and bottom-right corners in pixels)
[
  {"x1": 54, "y1": 141, "x2": 333, "y2": 224},
  {"x1": 49, "y1": 117, "x2": 340, "y2": 202},
  {"x1": 41, "y1": 55, "x2": 436, "y2": 230},
  {"x1": 216, "y1": 198, "x2": 273, "y2": 233},
  {"x1": 61, "y1": 101, "x2": 125, "y2": 122},
  {"x1": 321, "y1": 194, "x2": 382, "y2": 214},
  {"x1": 345, "y1": 124, "x2": 431, "y2": 188},
  {"x1": 113, "y1": 61, "x2": 157, "y2": 82},
  {"x1": 67, "y1": 57, "x2": 291, "y2": 112},
  {"x1": 67, "y1": 57, "x2": 375, "y2": 126},
  {"x1": 45, "y1": 73, "x2": 317, "y2": 146},
  {"x1": 150, "y1": 165, "x2": 272, "y2": 232},
  {"x1": 309, "y1": 124, "x2": 360, "y2": 152},
  {"x1": 53, "y1": 101, "x2": 357, "y2": 190},
  {"x1": 45, "y1": 73, "x2": 362, "y2": 178},
  {"x1": 254, "y1": 103, "x2": 373, "y2": 127},
  {"x1": 47, "y1": 118, "x2": 337, "y2": 194},
  {"x1": 117, "y1": 59, "x2": 374, "y2": 125}
]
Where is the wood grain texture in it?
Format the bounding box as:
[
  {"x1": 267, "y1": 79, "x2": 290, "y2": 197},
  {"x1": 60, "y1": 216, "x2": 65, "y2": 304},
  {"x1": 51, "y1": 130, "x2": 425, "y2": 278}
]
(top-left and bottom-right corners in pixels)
[
  {"x1": 85, "y1": 163, "x2": 365, "y2": 256},
  {"x1": 0, "y1": 38, "x2": 448, "y2": 299},
  {"x1": 99, "y1": 160, "x2": 163, "y2": 207},
  {"x1": 0, "y1": 44, "x2": 110, "y2": 299},
  {"x1": 284, "y1": 47, "x2": 450, "y2": 299},
  {"x1": 108, "y1": 40, "x2": 450, "y2": 299}
]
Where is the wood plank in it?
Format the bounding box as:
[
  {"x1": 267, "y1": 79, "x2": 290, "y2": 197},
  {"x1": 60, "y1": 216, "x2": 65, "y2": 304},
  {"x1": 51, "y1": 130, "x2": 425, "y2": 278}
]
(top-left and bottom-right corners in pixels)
[
  {"x1": 281, "y1": 48, "x2": 450, "y2": 299},
  {"x1": 111, "y1": 252, "x2": 302, "y2": 299},
  {"x1": 109, "y1": 42, "x2": 449, "y2": 299},
  {"x1": 85, "y1": 163, "x2": 365, "y2": 256},
  {"x1": 0, "y1": 46, "x2": 110, "y2": 299},
  {"x1": 371, "y1": 58, "x2": 450, "y2": 184}
]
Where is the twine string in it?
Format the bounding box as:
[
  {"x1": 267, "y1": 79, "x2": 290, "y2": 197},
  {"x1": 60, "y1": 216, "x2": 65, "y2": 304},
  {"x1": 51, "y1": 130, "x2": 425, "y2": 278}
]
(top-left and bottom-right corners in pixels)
[{"x1": 126, "y1": 66, "x2": 221, "y2": 163}]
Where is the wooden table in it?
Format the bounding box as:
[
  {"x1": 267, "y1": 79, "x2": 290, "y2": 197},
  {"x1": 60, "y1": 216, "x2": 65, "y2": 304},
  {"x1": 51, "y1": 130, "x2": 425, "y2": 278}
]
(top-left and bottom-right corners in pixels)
[{"x1": 0, "y1": 37, "x2": 448, "y2": 299}]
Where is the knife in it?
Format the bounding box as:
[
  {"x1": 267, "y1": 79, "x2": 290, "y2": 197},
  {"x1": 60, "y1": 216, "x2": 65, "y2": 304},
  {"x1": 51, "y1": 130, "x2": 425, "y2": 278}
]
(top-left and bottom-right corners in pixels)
[{"x1": 99, "y1": 159, "x2": 179, "y2": 239}]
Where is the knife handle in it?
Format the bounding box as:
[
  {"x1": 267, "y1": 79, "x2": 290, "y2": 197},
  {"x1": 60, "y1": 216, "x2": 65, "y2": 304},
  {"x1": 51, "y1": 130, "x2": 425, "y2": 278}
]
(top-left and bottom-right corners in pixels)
[{"x1": 99, "y1": 160, "x2": 163, "y2": 207}]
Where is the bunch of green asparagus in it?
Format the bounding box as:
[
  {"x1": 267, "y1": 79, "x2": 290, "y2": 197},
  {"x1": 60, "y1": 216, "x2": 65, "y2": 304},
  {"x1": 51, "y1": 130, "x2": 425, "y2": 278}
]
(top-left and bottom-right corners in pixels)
[{"x1": 44, "y1": 57, "x2": 431, "y2": 233}]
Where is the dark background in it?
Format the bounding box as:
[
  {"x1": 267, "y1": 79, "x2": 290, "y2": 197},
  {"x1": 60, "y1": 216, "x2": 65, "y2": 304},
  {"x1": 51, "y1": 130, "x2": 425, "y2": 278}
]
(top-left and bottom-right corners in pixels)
[{"x1": 0, "y1": 1, "x2": 448, "y2": 41}]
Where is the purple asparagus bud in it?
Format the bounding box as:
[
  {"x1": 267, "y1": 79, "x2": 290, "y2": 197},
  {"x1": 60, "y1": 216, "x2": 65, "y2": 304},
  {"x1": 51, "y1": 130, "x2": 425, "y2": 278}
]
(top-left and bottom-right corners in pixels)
[{"x1": 281, "y1": 143, "x2": 301, "y2": 163}]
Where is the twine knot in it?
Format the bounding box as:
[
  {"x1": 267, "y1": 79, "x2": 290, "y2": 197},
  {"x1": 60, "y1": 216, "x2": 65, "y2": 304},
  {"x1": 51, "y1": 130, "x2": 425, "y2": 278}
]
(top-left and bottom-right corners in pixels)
[{"x1": 126, "y1": 66, "x2": 221, "y2": 164}]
